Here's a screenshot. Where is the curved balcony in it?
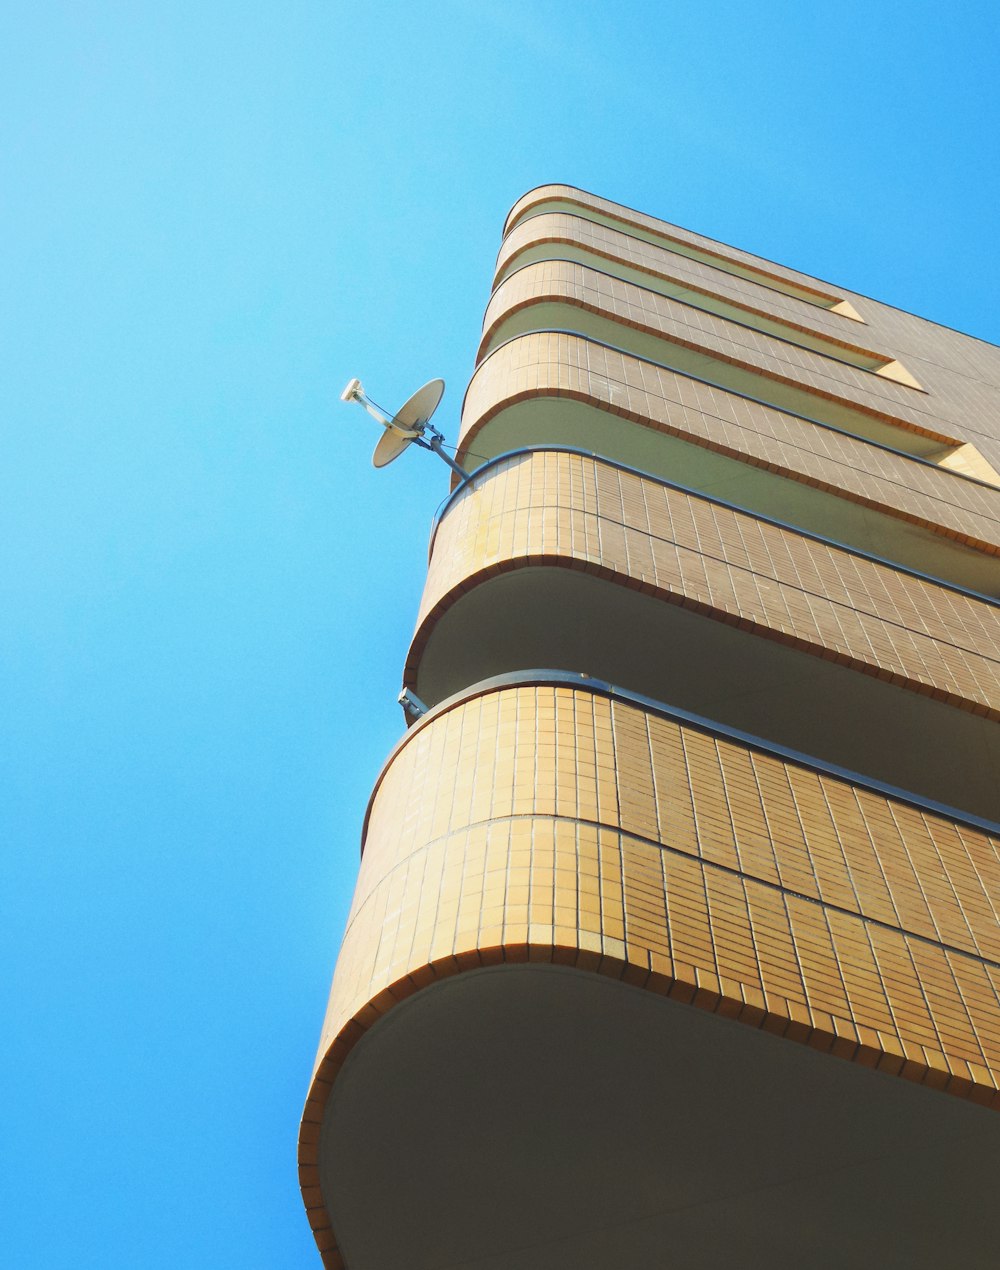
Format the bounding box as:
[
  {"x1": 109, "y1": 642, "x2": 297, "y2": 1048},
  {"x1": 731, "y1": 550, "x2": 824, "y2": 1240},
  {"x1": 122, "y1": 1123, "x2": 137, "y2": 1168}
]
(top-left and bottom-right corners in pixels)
[
  {"x1": 495, "y1": 196, "x2": 1000, "y2": 482},
  {"x1": 489, "y1": 246, "x2": 921, "y2": 384},
  {"x1": 457, "y1": 333, "x2": 1000, "y2": 585},
  {"x1": 300, "y1": 676, "x2": 1000, "y2": 1270},
  {"x1": 480, "y1": 261, "x2": 944, "y2": 454},
  {"x1": 409, "y1": 450, "x2": 1000, "y2": 820},
  {"x1": 496, "y1": 209, "x2": 859, "y2": 331},
  {"x1": 502, "y1": 185, "x2": 849, "y2": 313}
]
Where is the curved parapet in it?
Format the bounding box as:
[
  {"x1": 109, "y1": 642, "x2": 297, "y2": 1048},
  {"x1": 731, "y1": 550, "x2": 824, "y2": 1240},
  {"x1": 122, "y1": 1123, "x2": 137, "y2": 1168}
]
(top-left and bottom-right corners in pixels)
[
  {"x1": 300, "y1": 677, "x2": 1000, "y2": 1269},
  {"x1": 480, "y1": 261, "x2": 942, "y2": 447},
  {"x1": 495, "y1": 189, "x2": 1000, "y2": 475},
  {"x1": 501, "y1": 186, "x2": 850, "y2": 313},
  {"x1": 415, "y1": 451, "x2": 1000, "y2": 715},
  {"x1": 495, "y1": 210, "x2": 858, "y2": 336},
  {"x1": 407, "y1": 450, "x2": 1000, "y2": 820},
  {"x1": 301, "y1": 188, "x2": 1000, "y2": 1268},
  {"x1": 487, "y1": 246, "x2": 921, "y2": 383},
  {"x1": 457, "y1": 333, "x2": 1000, "y2": 569}
]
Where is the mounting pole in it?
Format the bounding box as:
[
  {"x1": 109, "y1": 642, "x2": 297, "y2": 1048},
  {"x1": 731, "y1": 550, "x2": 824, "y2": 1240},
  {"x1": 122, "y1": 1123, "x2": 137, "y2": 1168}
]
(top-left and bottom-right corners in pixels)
[{"x1": 416, "y1": 424, "x2": 470, "y2": 481}]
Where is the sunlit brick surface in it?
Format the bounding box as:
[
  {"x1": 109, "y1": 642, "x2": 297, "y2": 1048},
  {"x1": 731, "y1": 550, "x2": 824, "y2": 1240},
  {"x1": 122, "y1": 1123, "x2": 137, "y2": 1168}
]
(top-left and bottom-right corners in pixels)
[
  {"x1": 414, "y1": 451, "x2": 1000, "y2": 717},
  {"x1": 499, "y1": 187, "x2": 1000, "y2": 470},
  {"x1": 300, "y1": 684, "x2": 1000, "y2": 1260},
  {"x1": 482, "y1": 259, "x2": 948, "y2": 438},
  {"x1": 503, "y1": 187, "x2": 843, "y2": 304},
  {"x1": 302, "y1": 189, "x2": 1000, "y2": 1266},
  {"x1": 303, "y1": 685, "x2": 1000, "y2": 1144},
  {"x1": 496, "y1": 212, "x2": 844, "y2": 330},
  {"x1": 460, "y1": 332, "x2": 1000, "y2": 553}
]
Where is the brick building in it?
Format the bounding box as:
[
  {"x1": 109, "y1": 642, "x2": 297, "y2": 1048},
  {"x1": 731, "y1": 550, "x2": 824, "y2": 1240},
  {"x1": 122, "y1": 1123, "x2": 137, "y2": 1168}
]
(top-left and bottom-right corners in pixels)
[{"x1": 300, "y1": 186, "x2": 1000, "y2": 1268}]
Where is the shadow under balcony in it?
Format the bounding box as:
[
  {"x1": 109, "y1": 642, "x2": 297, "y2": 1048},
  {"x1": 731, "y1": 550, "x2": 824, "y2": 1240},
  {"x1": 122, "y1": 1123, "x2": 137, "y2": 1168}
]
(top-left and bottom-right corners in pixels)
[
  {"x1": 407, "y1": 452, "x2": 1000, "y2": 822},
  {"x1": 302, "y1": 679, "x2": 1000, "y2": 1270}
]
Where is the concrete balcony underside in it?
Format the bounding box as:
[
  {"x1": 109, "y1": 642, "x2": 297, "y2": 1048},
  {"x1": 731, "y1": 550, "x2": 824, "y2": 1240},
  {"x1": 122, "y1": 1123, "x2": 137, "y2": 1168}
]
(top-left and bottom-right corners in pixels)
[
  {"x1": 300, "y1": 682, "x2": 1000, "y2": 1270},
  {"x1": 458, "y1": 335, "x2": 1000, "y2": 580},
  {"x1": 410, "y1": 452, "x2": 1000, "y2": 820}
]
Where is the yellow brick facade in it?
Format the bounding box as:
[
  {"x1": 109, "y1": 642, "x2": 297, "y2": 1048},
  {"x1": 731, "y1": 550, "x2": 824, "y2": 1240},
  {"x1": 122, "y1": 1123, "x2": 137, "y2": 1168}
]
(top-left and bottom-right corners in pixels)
[
  {"x1": 412, "y1": 451, "x2": 1000, "y2": 717},
  {"x1": 461, "y1": 333, "x2": 1000, "y2": 552},
  {"x1": 302, "y1": 186, "x2": 1000, "y2": 1267},
  {"x1": 302, "y1": 684, "x2": 1000, "y2": 1262}
]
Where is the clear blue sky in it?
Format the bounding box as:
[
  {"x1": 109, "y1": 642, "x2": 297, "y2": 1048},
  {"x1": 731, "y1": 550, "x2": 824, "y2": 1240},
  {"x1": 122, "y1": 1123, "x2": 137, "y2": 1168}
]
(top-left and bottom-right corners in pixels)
[{"x1": 3, "y1": 2, "x2": 998, "y2": 1265}]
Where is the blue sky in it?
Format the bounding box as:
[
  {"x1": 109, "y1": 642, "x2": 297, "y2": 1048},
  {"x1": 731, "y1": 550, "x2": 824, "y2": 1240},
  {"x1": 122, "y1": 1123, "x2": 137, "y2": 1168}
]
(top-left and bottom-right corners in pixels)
[{"x1": 3, "y1": 2, "x2": 999, "y2": 1265}]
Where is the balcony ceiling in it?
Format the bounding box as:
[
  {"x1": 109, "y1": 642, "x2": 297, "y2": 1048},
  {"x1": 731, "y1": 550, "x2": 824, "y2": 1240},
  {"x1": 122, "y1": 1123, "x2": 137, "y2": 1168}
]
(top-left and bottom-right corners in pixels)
[
  {"x1": 413, "y1": 567, "x2": 1000, "y2": 823},
  {"x1": 320, "y1": 963, "x2": 1000, "y2": 1270}
]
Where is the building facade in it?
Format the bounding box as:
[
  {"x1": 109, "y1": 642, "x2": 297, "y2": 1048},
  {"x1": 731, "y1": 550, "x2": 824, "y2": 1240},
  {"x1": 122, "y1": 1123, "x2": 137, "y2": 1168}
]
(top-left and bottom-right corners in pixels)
[{"x1": 301, "y1": 186, "x2": 1000, "y2": 1268}]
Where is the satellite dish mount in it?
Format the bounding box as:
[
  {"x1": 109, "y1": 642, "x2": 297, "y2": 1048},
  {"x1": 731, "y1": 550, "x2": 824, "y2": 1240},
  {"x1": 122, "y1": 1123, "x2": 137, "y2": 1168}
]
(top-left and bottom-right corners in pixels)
[{"x1": 341, "y1": 378, "x2": 469, "y2": 480}]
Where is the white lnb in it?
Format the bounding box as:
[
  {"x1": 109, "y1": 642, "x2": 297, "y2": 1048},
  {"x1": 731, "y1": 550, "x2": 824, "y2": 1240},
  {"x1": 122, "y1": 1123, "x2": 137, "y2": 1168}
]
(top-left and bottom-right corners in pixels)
[{"x1": 340, "y1": 377, "x2": 363, "y2": 403}]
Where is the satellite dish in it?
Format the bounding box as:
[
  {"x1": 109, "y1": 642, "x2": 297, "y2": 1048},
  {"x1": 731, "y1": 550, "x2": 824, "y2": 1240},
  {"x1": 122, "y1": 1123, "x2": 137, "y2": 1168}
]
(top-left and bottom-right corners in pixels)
[
  {"x1": 341, "y1": 374, "x2": 468, "y2": 480},
  {"x1": 372, "y1": 426, "x2": 415, "y2": 468},
  {"x1": 394, "y1": 378, "x2": 445, "y2": 430},
  {"x1": 372, "y1": 378, "x2": 445, "y2": 469}
]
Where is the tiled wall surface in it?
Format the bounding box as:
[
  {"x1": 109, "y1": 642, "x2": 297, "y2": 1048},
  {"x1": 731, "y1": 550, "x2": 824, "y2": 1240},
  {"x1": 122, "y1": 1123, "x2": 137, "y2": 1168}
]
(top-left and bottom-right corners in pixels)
[
  {"x1": 503, "y1": 187, "x2": 849, "y2": 298},
  {"x1": 460, "y1": 333, "x2": 1000, "y2": 553},
  {"x1": 301, "y1": 685, "x2": 1000, "y2": 1258},
  {"x1": 302, "y1": 188, "x2": 1000, "y2": 1266},
  {"x1": 498, "y1": 190, "x2": 1000, "y2": 469},
  {"x1": 302, "y1": 686, "x2": 1000, "y2": 1262},
  {"x1": 495, "y1": 211, "x2": 846, "y2": 316},
  {"x1": 481, "y1": 259, "x2": 949, "y2": 438},
  {"x1": 413, "y1": 451, "x2": 1000, "y2": 716}
]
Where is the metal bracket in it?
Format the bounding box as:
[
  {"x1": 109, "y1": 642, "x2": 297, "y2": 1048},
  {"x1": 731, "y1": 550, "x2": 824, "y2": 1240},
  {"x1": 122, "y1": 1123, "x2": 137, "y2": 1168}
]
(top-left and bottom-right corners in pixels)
[{"x1": 398, "y1": 687, "x2": 430, "y2": 722}]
